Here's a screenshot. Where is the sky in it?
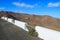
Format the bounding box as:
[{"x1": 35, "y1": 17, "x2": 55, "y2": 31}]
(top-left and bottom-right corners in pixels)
[{"x1": 0, "y1": 0, "x2": 60, "y2": 18}]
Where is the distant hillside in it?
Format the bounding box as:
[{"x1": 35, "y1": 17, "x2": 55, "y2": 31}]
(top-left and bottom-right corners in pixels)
[
  {"x1": 0, "y1": 19, "x2": 43, "y2": 40},
  {"x1": 0, "y1": 11, "x2": 60, "y2": 31}
]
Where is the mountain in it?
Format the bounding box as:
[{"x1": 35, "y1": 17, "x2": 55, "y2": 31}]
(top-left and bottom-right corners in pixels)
[{"x1": 0, "y1": 11, "x2": 60, "y2": 31}]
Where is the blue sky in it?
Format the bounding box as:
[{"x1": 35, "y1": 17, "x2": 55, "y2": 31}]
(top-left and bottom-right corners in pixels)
[{"x1": 0, "y1": 0, "x2": 60, "y2": 18}]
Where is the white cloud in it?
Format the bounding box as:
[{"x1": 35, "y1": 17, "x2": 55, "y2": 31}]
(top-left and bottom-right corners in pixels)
[
  {"x1": 12, "y1": 2, "x2": 35, "y2": 8},
  {"x1": 48, "y1": 2, "x2": 60, "y2": 7}
]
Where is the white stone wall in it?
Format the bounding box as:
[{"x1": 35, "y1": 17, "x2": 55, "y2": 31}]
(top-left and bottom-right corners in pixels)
[
  {"x1": 35, "y1": 26, "x2": 60, "y2": 40},
  {"x1": 15, "y1": 20, "x2": 29, "y2": 31},
  {"x1": 1, "y1": 17, "x2": 29, "y2": 31}
]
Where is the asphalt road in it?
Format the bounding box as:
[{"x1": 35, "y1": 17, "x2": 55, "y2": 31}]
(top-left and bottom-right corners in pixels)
[{"x1": 0, "y1": 19, "x2": 43, "y2": 40}]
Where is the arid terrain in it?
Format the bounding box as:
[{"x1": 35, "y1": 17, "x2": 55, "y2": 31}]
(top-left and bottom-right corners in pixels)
[{"x1": 0, "y1": 11, "x2": 60, "y2": 31}]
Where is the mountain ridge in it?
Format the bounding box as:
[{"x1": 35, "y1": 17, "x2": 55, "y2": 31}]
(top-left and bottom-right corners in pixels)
[{"x1": 0, "y1": 11, "x2": 60, "y2": 31}]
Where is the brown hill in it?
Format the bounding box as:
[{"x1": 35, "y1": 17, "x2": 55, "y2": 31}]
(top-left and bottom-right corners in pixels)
[{"x1": 0, "y1": 11, "x2": 60, "y2": 31}]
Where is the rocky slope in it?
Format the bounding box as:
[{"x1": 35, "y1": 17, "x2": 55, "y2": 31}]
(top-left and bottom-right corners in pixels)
[{"x1": 0, "y1": 11, "x2": 60, "y2": 31}]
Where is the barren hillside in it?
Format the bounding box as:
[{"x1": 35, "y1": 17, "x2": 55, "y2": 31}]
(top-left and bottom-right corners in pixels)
[{"x1": 0, "y1": 11, "x2": 60, "y2": 31}]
